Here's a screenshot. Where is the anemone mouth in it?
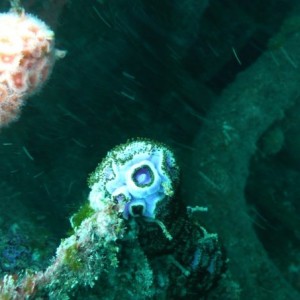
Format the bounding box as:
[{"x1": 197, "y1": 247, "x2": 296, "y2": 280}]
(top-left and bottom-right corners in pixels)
[
  {"x1": 111, "y1": 186, "x2": 131, "y2": 204},
  {"x1": 113, "y1": 193, "x2": 126, "y2": 203},
  {"x1": 129, "y1": 201, "x2": 146, "y2": 217},
  {"x1": 131, "y1": 204, "x2": 145, "y2": 216},
  {"x1": 132, "y1": 165, "x2": 154, "y2": 187}
]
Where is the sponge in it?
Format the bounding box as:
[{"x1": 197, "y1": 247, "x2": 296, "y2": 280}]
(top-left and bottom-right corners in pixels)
[{"x1": 0, "y1": 9, "x2": 63, "y2": 127}]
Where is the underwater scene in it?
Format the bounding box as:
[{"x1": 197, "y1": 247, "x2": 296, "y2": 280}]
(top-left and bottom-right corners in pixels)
[{"x1": 0, "y1": 0, "x2": 300, "y2": 299}]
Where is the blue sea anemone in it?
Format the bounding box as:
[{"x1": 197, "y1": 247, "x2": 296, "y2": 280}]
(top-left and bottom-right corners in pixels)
[{"x1": 88, "y1": 139, "x2": 179, "y2": 219}]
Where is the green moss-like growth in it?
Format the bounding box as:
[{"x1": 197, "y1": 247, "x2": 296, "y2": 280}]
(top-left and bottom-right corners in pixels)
[
  {"x1": 63, "y1": 243, "x2": 83, "y2": 272},
  {"x1": 70, "y1": 203, "x2": 94, "y2": 230}
]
